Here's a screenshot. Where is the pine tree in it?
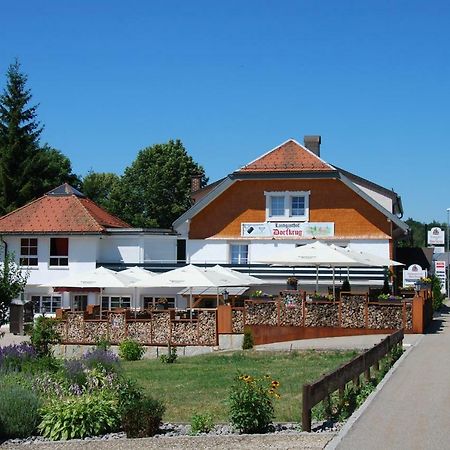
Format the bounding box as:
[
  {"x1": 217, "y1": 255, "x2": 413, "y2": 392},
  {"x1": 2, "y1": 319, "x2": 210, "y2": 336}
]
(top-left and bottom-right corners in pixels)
[{"x1": 0, "y1": 60, "x2": 42, "y2": 214}]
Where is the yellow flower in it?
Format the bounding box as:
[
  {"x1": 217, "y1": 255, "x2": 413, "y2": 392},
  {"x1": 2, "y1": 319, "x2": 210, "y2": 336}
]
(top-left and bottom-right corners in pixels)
[
  {"x1": 242, "y1": 375, "x2": 253, "y2": 383},
  {"x1": 271, "y1": 380, "x2": 280, "y2": 388}
]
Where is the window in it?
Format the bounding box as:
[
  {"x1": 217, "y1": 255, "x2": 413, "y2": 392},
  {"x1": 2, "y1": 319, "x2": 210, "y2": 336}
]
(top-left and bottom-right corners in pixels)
[
  {"x1": 50, "y1": 238, "x2": 68, "y2": 266},
  {"x1": 101, "y1": 296, "x2": 131, "y2": 310},
  {"x1": 73, "y1": 295, "x2": 88, "y2": 311},
  {"x1": 270, "y1": 196, "x2": 285, "y2": 216},
  {"x1": 143, "y1": 297, "x2": 175, "y2": 310},
  {"x1": 265, "y1": 191, "x2": 309, "y2": 221},
  {"x1": 291, "y1": 196, "x2": 305, "y2": 216},
  {"x1": 31, "y1": 295, "x2": 61, "y2": 314},
  {"x1": 20, "y1": 238, "x2": 38, "y2": 266},
  {"x1": 230, "y1": 244, "x2": 248, "y2": 264}
]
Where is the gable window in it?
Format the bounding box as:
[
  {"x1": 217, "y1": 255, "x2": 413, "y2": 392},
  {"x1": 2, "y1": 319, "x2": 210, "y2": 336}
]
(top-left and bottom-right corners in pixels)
[
  {"x1": 230, "y1": 243, "x2": 248, "y2": 264},
  {"x1": 20, "y1": 238, "x2": 38, "y2": 266},
  {"x1": 50, "y1": 238, "x2": 68, "y2": 266},
  {"x1": 265, "y1": 191, "x2": 310, "y2": 221}
]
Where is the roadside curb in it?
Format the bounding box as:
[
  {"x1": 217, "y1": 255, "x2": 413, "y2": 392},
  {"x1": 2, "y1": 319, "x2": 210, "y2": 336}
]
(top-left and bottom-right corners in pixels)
[{"x1": 324, "y1": 334, "x2": 424, "y2": 450}]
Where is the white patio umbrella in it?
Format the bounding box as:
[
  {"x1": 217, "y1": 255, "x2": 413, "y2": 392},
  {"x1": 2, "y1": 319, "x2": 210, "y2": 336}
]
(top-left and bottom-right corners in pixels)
[
  {"x1": 41, "y1": 266, "x2": 138, "y2": 312},
  {"x1": 257, "y1": 241, "x2": 368, "y2": 297},
  {"x1": 120, "y1": 267, "x2": 156, "y2": 313},
  {"x1": 329, "y1": 245, "x2": 404, "y2": 267},
  {"x1": 211, "y1": 265, "x2": 264, "y2": 286},
  {"x1": 120, "y1": 266, "x2": 157, "y2": 280},
  {"x1": 131, "y1": 264, "x2": 254, "y2": 314}
]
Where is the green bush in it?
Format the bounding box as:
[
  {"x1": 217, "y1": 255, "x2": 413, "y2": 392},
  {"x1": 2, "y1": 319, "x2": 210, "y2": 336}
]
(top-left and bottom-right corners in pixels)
[
  {"x1": 431, "y1": 275, "x2": 444, "y2": 311},
  {"x1": 121, "y1": 395, "x2": 165, "y2": 438},
  {"x1": 160, "y1": 345, "x2": 177, "y2": 363},
  {"x1": 116, "y1": 378, "x2": 143, "y2": 415},
  {"x1": 119, "y1": 339, "x2": 145, "y2": 361},
  {"x1": 229, "y1": 374, "x2": 280, "y2": 434},
  {"x1": 39, "y1": 393, "x2": 121, "y2": 440},
  {"x1": 190, "y1": 412, "x2": 214, "y2": 435},
  {"x1": 341, "y1": 278, "x2": 351, "y2": 292},
  {"x1": 0, "y1": 384, "x2": 42, "y2": 438},
  {"x1": 95, "y1": 337, "x2": 111, "y2": 351},
  {"x1": 30, "y1": 316, "x2": 60, "y2": 357},
  {"x1": 242, "y1": 327, "x2": 254, "y2": 350}
]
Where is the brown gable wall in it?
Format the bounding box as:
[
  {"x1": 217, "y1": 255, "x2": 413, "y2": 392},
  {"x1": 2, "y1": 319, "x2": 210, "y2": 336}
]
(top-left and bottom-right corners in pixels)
[{"x1": 189, "y1": 179, "x2": 391, "y2": 239}]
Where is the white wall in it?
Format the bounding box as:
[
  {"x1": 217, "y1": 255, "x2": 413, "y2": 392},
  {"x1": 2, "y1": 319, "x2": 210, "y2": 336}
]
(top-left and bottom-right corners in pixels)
[{"x1": 98, "y1": 235, "x2": 177, "y2": 264}]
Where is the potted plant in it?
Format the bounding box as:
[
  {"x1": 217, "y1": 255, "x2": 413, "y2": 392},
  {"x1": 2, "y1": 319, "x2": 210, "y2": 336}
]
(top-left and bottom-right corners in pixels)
[{"x1": 286, "y1": 277, "x2": 298, "y2": 290}]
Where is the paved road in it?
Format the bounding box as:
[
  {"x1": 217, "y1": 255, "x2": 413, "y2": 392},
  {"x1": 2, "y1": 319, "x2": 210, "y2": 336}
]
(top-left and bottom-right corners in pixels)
[{"x1": 335, "y1": 305, "x2": 450, "y2": 450}]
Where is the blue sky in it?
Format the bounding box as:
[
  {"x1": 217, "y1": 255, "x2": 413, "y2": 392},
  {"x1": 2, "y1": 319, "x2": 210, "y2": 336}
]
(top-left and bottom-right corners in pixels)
[{"x1": 1, "y1": 1, "x2": 449, "y2": 223}]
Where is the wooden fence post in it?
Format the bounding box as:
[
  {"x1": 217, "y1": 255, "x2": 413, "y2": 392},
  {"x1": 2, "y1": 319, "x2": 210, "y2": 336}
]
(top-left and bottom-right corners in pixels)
[{"x1": 302, "y1": 384, "x2": 312, "y2": 432}]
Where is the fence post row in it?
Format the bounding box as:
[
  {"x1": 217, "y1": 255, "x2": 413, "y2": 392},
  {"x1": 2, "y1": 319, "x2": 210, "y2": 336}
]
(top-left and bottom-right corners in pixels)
[{"x1": 301, "y1": 329, "x2": 404, "y2": 432}]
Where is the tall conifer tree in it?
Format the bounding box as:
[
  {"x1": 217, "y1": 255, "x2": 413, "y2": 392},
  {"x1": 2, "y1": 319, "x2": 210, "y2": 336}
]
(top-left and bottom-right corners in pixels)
[{"x1": 0, "y1": 60, "x2": 42, "y2": 213}]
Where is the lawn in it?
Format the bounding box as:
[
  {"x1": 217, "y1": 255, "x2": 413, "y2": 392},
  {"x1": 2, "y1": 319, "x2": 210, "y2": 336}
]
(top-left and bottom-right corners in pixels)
[{"x1": 122, "y1": 349, "x2": 358, "y2": 422}]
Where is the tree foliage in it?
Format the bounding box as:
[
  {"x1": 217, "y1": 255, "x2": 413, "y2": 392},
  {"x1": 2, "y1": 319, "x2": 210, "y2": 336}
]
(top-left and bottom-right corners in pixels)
[
  {"x1": 109, "y1": 140, "x2": 207, "y2": 228},
  {"x1": 81, "y1": 171, "x2": 121, "y2": 212},
  {"x1": 402, "y1": 218, "x2": 447, "y2": 248},
  {"x1": 0, "y1": 60, "x2": 78, "y2": 214},
  {"x1": 0, "y1": 253, "x2": 29, "y2": 331}
]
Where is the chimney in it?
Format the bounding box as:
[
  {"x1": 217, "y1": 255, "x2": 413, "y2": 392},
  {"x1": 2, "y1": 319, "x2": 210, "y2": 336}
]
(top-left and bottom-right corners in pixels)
[
  {"x1": 304, "y1": 135, "x2": 321, "y2": 157},
  {"x1": 190, "y1": 173, "x2": 202, "y2": 193}
]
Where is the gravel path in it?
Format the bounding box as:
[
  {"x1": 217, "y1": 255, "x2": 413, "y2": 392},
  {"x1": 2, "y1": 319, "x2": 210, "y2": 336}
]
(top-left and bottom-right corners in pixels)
[{"x1": 1, "y1": 433, "x2": 334, "y2": 450}]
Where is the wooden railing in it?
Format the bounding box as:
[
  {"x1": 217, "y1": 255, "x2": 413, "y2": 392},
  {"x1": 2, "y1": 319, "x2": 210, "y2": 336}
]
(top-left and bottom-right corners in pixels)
[{"x1": 302, "y1": 329, "x2": 404, "y2": 432}]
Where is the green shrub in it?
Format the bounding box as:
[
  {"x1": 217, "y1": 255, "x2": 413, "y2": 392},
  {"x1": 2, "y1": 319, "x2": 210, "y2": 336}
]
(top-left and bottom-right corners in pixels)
[
  {"x1": 0, "y1": 384, "x2": 42, "y2": 438},
  {"x1": 30, "y1": 316, "x2": 60, "y2": 357},
  {"x1": 116, "y1": 378, "x2": 143, "y2": 414},
  {"x1": 229, "y1": 374, "x2": 280, "y2": 434},
  {"x1": 95, "y1": 337, "x2": 111, "y2": 351},
  {"x1": 242, "y1": 327, "x2": 254, "y2": 350},
  {"x1": 190, "y1": 412, "x2": 214, "y2": 435},
  {"x1": 119, "y1": 339, "x2": 145, "y2": 361},
  {"x1": 39, "y1": 393, "x2": 121, "y2": 440},
  {"x1": 431, "y1": 275, "x2": 444, "y2": 311},
  {"x1": 341, "y1": 278, "x2": 351, "y2": 292},
  {"x1": 160, "y1": 345, "x2": 177, "y2": 363},
  {"x1": 121, "y1": 395, "x2": 165, "y2": 438}
]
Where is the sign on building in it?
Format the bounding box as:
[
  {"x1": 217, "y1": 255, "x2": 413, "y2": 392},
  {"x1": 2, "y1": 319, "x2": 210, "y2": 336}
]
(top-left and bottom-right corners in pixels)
[
  {"x1": 241, "y1": 222, "x2": 335, "y2": 239},
  {"x1": 403, "y1": 264, "x2": 427, "y2": 288},
  {"x1": 435, "y1": 260, "x2": 447, "y2": 294},
  {"x1": 427, "y1": 227, "x2": 445, "y2": 246}
]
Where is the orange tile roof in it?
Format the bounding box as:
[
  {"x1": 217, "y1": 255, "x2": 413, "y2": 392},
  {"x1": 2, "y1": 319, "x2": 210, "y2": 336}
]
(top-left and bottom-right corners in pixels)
[
  {"x1": 0, "y1": 188, "x2": 129, "y2": 234},
  {"x1": 237, "y1": 139, "x2": 335, "y2": 173}
]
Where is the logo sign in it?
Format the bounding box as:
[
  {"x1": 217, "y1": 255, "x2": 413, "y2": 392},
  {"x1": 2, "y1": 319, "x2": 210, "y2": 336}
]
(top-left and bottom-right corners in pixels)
[
  {"x1": 427, "y1": 227, "x2": 445, "y2": 246},
  {"x1": 403, "y1": 264, "x2": 427, "y2": 287},
  {"x1": 241, "y1": 222, "x2": 335, "y2": 239}
]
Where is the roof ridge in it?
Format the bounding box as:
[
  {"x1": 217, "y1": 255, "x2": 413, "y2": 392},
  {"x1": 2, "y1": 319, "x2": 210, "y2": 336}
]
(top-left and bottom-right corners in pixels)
[{"x1": 73, "y1": 196, "x2": 105, "y2": 232}]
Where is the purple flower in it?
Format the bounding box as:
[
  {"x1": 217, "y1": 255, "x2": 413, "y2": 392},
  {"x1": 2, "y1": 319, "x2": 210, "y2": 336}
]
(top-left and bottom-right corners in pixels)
[
  {"x1": 0, "y1": 342, "x2": 37, "y2": 371},
  {"x1": 81, "y1": 348, "x2": 119, "y2": 372}
]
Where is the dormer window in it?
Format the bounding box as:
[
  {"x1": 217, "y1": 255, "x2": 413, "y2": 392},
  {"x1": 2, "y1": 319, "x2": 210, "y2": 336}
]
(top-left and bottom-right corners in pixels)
[{"x1": 265, "y1": 191, "x2": 310, "y2": 222}]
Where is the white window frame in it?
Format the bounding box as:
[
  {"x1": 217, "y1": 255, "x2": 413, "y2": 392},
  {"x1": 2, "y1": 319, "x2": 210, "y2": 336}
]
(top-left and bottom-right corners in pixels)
[
  {"x1": 229, "y1": 243, "x2": 249, "y2": 264},
  {"x1": 265, "y1": 191, "x2": 310, "y2": 222},
  {"x1": 31, "y1": 295, "x2": 61, "y2": 314},
  {"x1": 20, "y1": 238, "x2": 38, "y2": 267},
  {"x1": 101, "y1": 295, "x2": 132, "y2": 310},
  {"x1": 49, "y1": 237, "x2": 69, "y2": 267}
]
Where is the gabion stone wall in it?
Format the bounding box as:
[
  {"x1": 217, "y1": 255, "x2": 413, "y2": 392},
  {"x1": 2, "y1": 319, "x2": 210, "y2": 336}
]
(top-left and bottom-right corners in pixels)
[{"x1": 58, "y1": 309, "x2": 217, "y2": 347}]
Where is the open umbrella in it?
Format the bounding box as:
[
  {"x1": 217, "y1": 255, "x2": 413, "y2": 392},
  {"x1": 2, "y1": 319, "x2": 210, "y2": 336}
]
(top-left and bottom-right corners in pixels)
[
  {"x1": 41, "y1": 267, "x2": 138, "y2": 313},
  {"x1": 131, "y1": 264, "x2": 255, "y2": 314},
  {"x1": 257, "y1": 241, "x2": 368, "y2": 297},
  {"x1": 329, "y1": 245, "x2": 404, "y2": 267}
]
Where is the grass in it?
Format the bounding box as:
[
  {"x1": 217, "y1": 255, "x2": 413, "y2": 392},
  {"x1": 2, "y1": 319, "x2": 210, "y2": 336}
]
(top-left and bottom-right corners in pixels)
[{"x1": 122, "y1": 349, "x2": 358, "y2": 422}]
